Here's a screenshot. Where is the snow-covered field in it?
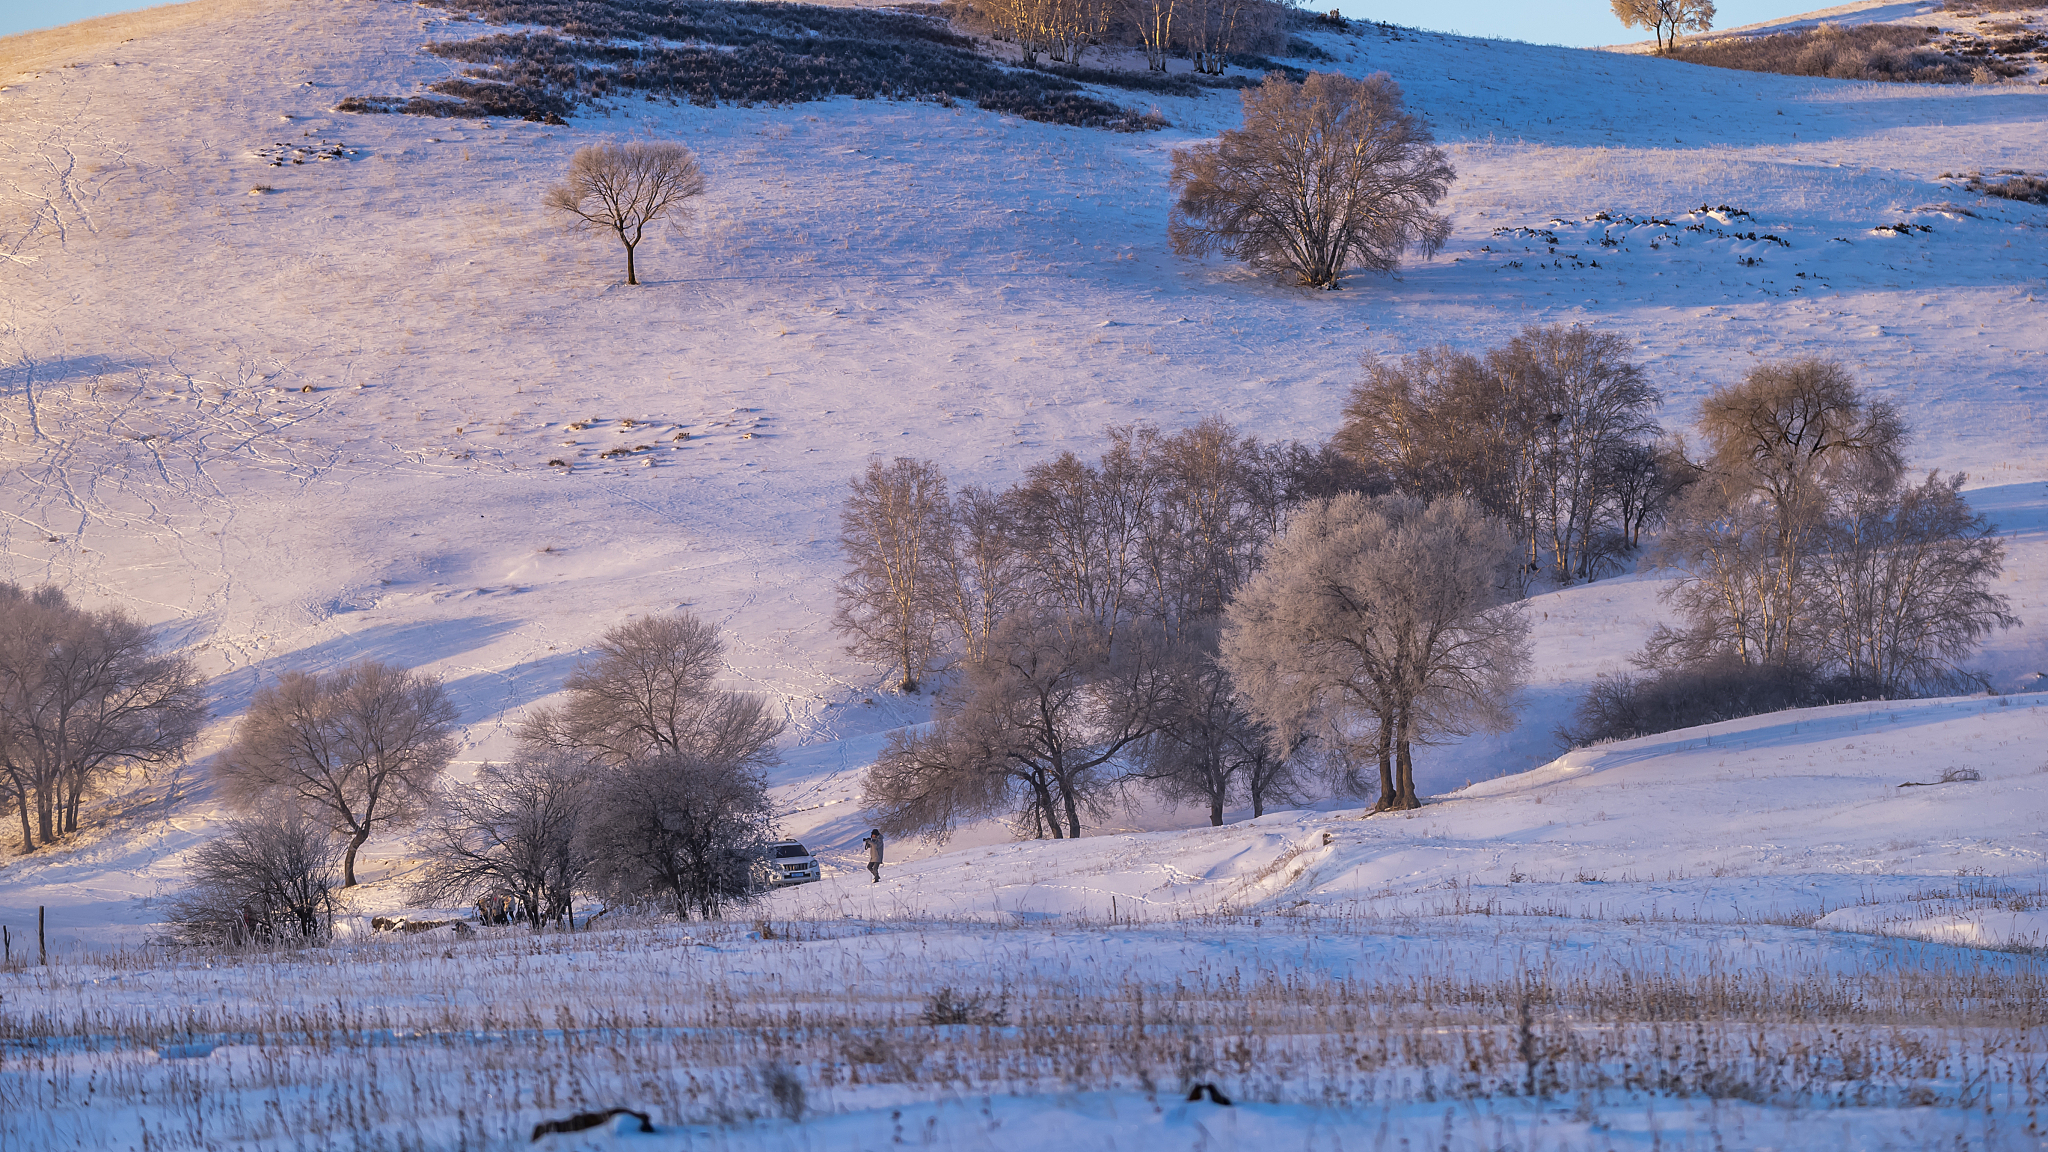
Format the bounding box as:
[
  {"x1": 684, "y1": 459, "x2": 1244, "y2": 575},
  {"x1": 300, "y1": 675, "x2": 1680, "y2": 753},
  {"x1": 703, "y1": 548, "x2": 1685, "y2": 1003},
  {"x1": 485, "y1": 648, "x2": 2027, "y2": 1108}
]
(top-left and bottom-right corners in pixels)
[{"x1": 2, "y1": 0, "x2": 2046, "y2": 1145}]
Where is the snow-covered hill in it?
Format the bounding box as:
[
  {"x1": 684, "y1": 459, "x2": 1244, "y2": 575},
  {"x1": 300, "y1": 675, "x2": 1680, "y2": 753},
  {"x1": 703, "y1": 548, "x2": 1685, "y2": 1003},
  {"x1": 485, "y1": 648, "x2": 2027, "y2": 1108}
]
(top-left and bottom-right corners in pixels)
[{"x1": 0, "y1": 0, "x2": 2044, "y2": 940}]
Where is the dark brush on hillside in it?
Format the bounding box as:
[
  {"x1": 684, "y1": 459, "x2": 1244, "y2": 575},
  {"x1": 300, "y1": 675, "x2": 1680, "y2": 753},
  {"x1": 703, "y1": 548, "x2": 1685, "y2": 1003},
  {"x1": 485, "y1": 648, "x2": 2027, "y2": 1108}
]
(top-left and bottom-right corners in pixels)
[{"x1": 338, "y1": 0, "x2": 1167, "y2": 130}]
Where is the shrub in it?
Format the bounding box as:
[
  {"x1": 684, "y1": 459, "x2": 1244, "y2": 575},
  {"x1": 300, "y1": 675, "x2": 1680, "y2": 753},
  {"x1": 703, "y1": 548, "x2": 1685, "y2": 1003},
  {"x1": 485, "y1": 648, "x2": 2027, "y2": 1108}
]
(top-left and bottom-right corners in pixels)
[
  {"x1": 1561, "y1": 660, "x2": 1881, "y2": 746},
  {"x1": 165, "y1": 815, "x2": 340, "y2": 946}
]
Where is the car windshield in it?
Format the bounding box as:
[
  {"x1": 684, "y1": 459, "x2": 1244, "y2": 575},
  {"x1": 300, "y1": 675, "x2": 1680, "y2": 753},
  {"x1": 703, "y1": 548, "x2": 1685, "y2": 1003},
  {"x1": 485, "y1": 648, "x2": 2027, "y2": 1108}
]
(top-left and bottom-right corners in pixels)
[{"x1": 773, "y1": 845, "x2": 810, "y2": 859}]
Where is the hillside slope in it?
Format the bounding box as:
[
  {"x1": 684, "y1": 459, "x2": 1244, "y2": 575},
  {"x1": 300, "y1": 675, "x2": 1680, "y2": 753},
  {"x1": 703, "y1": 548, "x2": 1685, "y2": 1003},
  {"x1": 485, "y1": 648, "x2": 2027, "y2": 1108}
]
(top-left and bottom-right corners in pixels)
[{"x1": 0, "y1": 0, "x2": 2044, "y2": 942}]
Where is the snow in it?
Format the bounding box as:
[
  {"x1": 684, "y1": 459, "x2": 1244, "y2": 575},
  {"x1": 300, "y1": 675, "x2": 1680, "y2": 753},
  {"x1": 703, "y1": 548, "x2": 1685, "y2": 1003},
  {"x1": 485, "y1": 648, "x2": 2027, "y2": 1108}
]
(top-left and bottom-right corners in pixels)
[{"x1": 1, "y1": 0, "x2": 2046, "y2": 1145}]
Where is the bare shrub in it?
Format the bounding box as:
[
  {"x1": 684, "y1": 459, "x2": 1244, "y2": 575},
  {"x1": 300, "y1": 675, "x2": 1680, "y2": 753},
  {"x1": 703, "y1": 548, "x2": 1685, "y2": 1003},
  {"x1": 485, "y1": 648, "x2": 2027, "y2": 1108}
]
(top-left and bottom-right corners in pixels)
[
  {"x1": 921, "y1": 986, "x2": 1009, "y2": 1025},
  {"x1": 1169, "y1": 72, "x2": 1453, "y2": 290},
  {"x1": 1561, "y1": 660, "x2": 1874, "y2": 746},
  {"x1": 166, "y1": 814, "x2": 339, "y2": 946},
  {"x1": 217, "y1": 661, "x2": 459, "y2": 887},
  {"x1": 543, "y1": 141, "x2": 706, "y2": 286},
  {"x1": 761, "y1": 1063, "x2": 807, "y2": 1121},
  {"x1": 1611, "y1": 0, "x2": 1715, "y2": 53},
  {"x1": 0, "y1": 583, "x2": 206, "y2": 851},
  {"x1": 413, "y1": 751, "x2": 591, "y2": 931},
  {"x1": 1968, "y1": 173, "x2": 2048, "y2": 205},
  {"x1": 1671, "y1": 24, "x2": 2016, "y2": 84}
]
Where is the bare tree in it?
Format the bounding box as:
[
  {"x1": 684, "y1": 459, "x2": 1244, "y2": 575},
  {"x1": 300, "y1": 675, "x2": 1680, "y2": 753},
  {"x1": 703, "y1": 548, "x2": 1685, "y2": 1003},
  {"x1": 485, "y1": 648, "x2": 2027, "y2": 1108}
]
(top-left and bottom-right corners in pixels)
[
  {"x1": 218, "y1": 661, "x2": 459, "y2": 887},
  {"x1": 1133, "y1": 637, "x2": 1298, "y2": 824},
  {"x1": 0, "y1": 584, "x2": 206, "y2": 851},
  {"x1": 413, "y1": 751, "x2": 592, "y2": 931},
  {"x1": 166, "y1": 813, "x2": 340, "y2": 946},
  {"x1": 1170, "y1": 72, "x2": 1454, "y2": 290},
  {"x1": 543, "y1": 141, "x2": 706, "y2": 286},
  {"x1": 864, "y1": 613, "x2": 1169, "y2": 841},
  {"x1": 520, "y1": 613, "x2": 782, "y2": 772},
  {"x1": 581, "y1": 752, "x2": 775, "y2": 920},
  {"x1": 1612, "y1": 0, "x2": 1716, "y2": 53},
  {"x1": 1652, "y1": 358, "x2": 1907, "y2": 669},
  {"x1": 1496, "y1": 325, "x2": 1663, "y2": 582},
  {"x1": 933, "y1": 484, "x2": 1023, "y2": 668},
  {"x1": 835, "y1": 457, "x2": 952, "y2": 692},
  {"x1": 1223, "y1": 494, "x2": 1528, "y2": 810},
  {"x1": 1336, "y1": 326, "x2": 1663, "y2": 583},
  {"x1": 1809, "y1": 471, "x2": 2017, "y2": 694}
]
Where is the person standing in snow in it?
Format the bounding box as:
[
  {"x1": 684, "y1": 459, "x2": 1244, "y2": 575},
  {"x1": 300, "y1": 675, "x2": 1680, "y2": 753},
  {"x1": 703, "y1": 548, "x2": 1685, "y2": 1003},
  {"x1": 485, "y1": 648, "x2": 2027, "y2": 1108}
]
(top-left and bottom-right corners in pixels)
[{"x1": 863, "y1": 829, "x2": 884, "y2": 883}]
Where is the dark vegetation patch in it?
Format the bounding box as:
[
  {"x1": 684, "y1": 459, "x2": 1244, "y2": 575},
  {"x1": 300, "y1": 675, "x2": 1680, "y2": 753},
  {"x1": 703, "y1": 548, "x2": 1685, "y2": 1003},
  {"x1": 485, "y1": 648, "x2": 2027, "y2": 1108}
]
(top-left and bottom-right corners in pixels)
[
  {"x1": 339, "y1": 0, "x2": 1167, "y2": 130},
  {"x1": 1967, "y1": 172, "x2": 2048, "y2": 204},
  {"x1": 1561, "y1": 661, "x2": 1884, "y2": 746},
  {"x1": 1671, "y1": 23, "x2": 2028, "y2": 83}
]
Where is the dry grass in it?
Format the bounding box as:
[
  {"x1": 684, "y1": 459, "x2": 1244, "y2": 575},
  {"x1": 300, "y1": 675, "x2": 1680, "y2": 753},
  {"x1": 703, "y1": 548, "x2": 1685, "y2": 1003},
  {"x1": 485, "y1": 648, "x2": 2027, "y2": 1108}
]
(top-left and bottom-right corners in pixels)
[
  {"x1": 1671, "y1": 23, "x2": 2026, "y2": 84},
  {"x1": 2, "y1": 913, "x2": 2043, "y2": 1148},
  {"x1": 0, "y1": 0, "x2": 286, "y2": 76}
]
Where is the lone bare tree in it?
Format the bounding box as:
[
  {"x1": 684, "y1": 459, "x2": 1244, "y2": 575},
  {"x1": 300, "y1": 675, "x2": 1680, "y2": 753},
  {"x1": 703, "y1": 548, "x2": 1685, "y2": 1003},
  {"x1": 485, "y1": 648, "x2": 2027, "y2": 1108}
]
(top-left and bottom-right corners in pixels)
[
  {"x1": 1170, "y1": 72, "x2": 1454, "y2": 289},
  {"x1": 543, "y1": 141, "x2": 706, "y2": 286},
  {"x1": 1611, "y1": 0, "x2": 1716, "y2": 53},
  {"x1": 0, "y1": 583, "x2": 206, "y2": 851},
  {"x1": 217, "y1": 661, "x2": 459, "y2": 887},
  {"x1": 520, "y1": 613, "x2": 782, "y2": 772}
]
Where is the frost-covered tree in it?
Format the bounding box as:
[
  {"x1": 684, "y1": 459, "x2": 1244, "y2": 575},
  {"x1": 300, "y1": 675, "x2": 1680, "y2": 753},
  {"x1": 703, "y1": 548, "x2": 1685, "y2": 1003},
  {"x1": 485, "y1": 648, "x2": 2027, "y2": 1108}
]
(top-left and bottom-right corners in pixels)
[
  {"x1": 1169, "y1": 72, "x2": 1453, "y2": 289},
  {"x1": 543, "y1": 141, "x2": 706, "y2": 285},
  {"x1": 581, "y1": 752, "x2": 775, "y2": 920},
  {"x1": 1650, "y1": 358, "x2": 1907, "y2": 670},
  {"x1": 218, "y1": 661, "x2": 458, "y2": 886},
  {"x1": 1222, "y1": 495, "x2": 1528, "y2": 810},
  {"x1": 0, "y1": 583, "x2": 205, "y2": 851},
  {"x1": 1612, "y1": 0, "x2": 1715, "y2": 53}
]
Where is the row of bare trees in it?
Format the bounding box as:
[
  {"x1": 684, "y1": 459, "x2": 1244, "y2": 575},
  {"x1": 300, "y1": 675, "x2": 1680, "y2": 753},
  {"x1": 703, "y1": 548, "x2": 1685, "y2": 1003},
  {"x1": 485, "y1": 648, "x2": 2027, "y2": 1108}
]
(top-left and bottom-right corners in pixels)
[
  {"x1": 960, "y1": 0, "x2": 1284, "y2": 70},
  {"x1": 175, "y1": 613, "x2": 779, "y2": 943},
  {"x1": 843, "y1": 416, "x2": 1533, "y2": 836}
]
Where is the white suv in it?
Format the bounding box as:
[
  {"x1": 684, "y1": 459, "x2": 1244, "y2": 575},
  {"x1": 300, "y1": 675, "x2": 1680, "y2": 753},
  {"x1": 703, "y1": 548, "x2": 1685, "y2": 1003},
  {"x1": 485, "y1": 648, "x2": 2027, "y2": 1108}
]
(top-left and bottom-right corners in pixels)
[{"x1": 764, "y1": 840, "x2": 820, "y2": 886}]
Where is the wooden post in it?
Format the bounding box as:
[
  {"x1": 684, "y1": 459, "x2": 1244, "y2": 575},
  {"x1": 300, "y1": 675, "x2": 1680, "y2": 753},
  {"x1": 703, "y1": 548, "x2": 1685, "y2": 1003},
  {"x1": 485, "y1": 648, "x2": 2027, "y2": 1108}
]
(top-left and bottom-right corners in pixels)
[
  {"x1": 38, "y1": 906, "x2": 46, "y2": 965},
  {"x1": 3, "y1": 924, "x2": 9, "y2": 963}
]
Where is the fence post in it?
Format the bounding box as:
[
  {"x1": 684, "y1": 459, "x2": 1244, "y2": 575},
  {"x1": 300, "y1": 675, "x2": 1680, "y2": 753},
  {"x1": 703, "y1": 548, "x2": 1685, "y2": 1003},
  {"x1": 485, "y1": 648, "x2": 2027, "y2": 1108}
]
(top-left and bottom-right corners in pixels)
[{"x1": 38, "y1": 906, "x2": 47, "y2": 965}]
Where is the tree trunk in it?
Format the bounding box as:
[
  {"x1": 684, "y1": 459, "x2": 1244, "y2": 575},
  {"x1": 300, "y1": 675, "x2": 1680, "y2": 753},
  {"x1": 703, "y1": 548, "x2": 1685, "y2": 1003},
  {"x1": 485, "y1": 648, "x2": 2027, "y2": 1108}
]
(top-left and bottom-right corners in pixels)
[
  {"x1": 1374, "y1": 712, "x2": 1395, "y2": 811},
  {"x1": 1061, "y1": 779, "x2": 1083, "y2": 840},
  {"x1": 13, "y1": 788, "x2": 32, "y2": 853},
  {"x1": 623, "y1": 239, "x2": 638, "y2": 286},
  {"x1": 341, "y1": 826, "x2": 371, "y2": 887},
  {"x1": 1210, "y1": 793, "x2": 1225, "y2": 826},
  {"x1": 35, "y1": 788, "x2": 55, "y2": 846},
  {"x1": 1394, "y1": 707, "x2": 1420, "y2": 810}
]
